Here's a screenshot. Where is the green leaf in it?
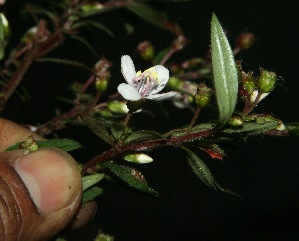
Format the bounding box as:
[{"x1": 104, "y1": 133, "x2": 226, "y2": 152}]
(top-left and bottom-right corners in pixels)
[
  {"x1": 81, "y1": 113, "x2": 115, "y2": 146},
  {"x1": 183, "y1": 147, "x2": 238, "y2": 196},
  {"x1": 286, "y1": 122, "x2": 299, "y2": 135},
  {"x1": 153, "y1": 47, "x2": 170, "y2": 65},
  {"x1": 126, "y1": 3, "x2": 168, "y2": 30},
  {"x1": 211, "y1": 13, "x2": 238, "y2": 127},
  {"x1": 5, "y1": 139, "x2": 82, "y2": 152},
  {"x1": 223, "y1": 120, "x2": 279, "y2": 135},
  {"x1": 72, "y1": 20, "x2": 114, "y2": 37},
  {"x1": 125, "y1": 130, "x2": 163, "y2": 144},
  {"x1": 36, "y1": 58, "x2": 92, "y2": 72},
  {"x1": 70, "y1": 35, "x2": 98, "y2": 57},
  {"x1": 82, "y1": 187, "x2": 103, "y2": 204},
  {"x1": 82, "y1": 173, "x2": 105, "y2": 191},
  {"x1": 100, "y1": 162, "x2": 159, "y2": 196},
  {"x1": 0, "y1": 15, "x2": 5, "y2": 60}
]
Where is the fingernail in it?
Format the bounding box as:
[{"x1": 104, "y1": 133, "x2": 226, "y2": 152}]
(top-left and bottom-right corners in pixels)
[{"x1": 13, "y1": 149, "x2": 81, "y2": 215}]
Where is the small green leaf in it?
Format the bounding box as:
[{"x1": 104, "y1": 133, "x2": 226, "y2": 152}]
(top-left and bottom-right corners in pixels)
[
  {"x1": 286, "y1": 122, "x2": 299, "y2": 135},
  {"x1": 126, "y1": 3, "x2": 168, "y2": 30},
  {"x1": 223, "y1": 120, "x2": 279, "y2": 135},
  {"x1": 125, "y1": 130, "x2": 163, "y2": 144},
  {"x1": 82, "y1": 187, "x2": 103, "y2": 204},
  {"x1": 70, "y1": 35, "x2": 98, "y2": 57},
  {"x1": 82, "y1": 173, "x2": 105, "y2": 191},
  {"x1": 81, "y1": 113, "x2": 115, "y2": 146},
  {"x1": 211, "y1": 13, "x2": 238, "y2": 127},
  {"x1": 5, "y1": 139, "x2": 82, "y2": 152},
  {"x1": 111, "y1": 123, "x2": 126, "y2": 141},
  {"x1": 36, "y1": 58, "x2": 92, "y2": 72},
  {"x1": 72, "y1": 20, "x2": 114, "y2": 37},
  {"x1": 153, "y1": 47, "x2": 170, "y2": 65},
  {"x1": 183, "y1": 147, "x2": 237, "y2": 196},
  {"x1": 100, "y1": 162, "x2": 158, "y2": 196}
]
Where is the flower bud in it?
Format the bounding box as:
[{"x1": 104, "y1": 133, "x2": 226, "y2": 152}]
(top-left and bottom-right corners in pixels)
[
  {"x1": 99, "y1": 109, "x2": 113, "y2": 117},
  {"x1": 94, "y1": 233, "x2": 114, "y2": 241},
  {"x1": 81, "y1": 2, "x2": 104, "y2": 12},
  {"x1": 137, "y1": 41, "x2": 155, "y2": 60},
  {"x1": 167, "y1": 77, "x2": 182, "y2": 89},
  {"x1": 257, "y1": 70, "x2": 277, "y2": 93},
  {"x1": 123, "y1": 153, "x2": 153, "y2": 164},
  {"x1": 108, "y1": 101, "x2": 129, "y2": 114},
  {"x1": 235, "y1": 32, "x2": 255, "y2": 51},
  {"x1": 95, "y1": 77, "x2": 109, "y2": 93},
  {"x1": 242, "y1": 71, "x2": 255, "y2": 94},
  {"x1": 228, "y1": 116, "x2": 243, "y2": 127},
  {"x1": 194, "y1": 84, "x2": 212, "y2": 108},
  {"x1": 19, "y1": 135, "x2": 39, "y2": 153}
]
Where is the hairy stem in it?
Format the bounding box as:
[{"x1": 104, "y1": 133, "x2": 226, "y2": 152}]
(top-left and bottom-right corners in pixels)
[{"x1": 83, "y1": 128, "x2": 214, "y2": 173}]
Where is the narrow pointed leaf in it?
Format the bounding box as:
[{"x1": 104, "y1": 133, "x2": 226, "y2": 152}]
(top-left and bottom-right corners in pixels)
[
  {"x1": 224, "y1": 120, "x2": 279, "y2": 135},
  {"x1": 211, "y1": 13, "x2": 238, "y2": 127},
  {"x1": 126, "y1": 3, "x2": 168, "y2": 30},
  {"x1": 183, "y1": 147, "x2": 238, "y2": 196},
  {"x1": 125, "y1": 130, "x2": 163, "y2": 144},
  {"x1": 36, "y1": 58, "x2": 92, "y2": 72},
  {"x1": 82, "y1": 187, "x2": 103, "y2": 204},
  {"x1": 5, "y1": 139, "x2": 82, "y2": 152},
  {"x1": 100, "y1": 162, "x2": 159, "y2": 196},
  {"x1": 82, "y1": 173, "x2": 105, "y2": 191},
  {"x1": 70, "y1": 35, "x2": 98, "y2": 57},
  {"x1": 81, "y1": 114, "x2": 115, "y2": 146}
]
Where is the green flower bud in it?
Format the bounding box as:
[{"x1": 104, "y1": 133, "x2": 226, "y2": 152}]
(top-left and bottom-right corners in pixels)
[
  {"x1": 99, "y1": 109, "x2": 113, "y2": 117},
  {"x1": 123, "y1": 153, "x2": 153, "y2": 164},
  {"x1": 194, "y1": 84, "x2": 212, "y2": 108},
  {"x1": 94, "y1": 233, "x2": 114, "y2": 241},
  {"x1": 242, "y1": 71, "x2": 256, "y2": 94},
  {"x1": 235, "y1": 32, "x2": 255, "y2": 50},
  {"x1": 228, "y1": 116, "x2": 243, "y2": 127},
  {"x1": 168, "y1": 77, "x2": 182, "y2": 89},
  {"x1": 258, "y1": 70, "x2": 277, "y2": 93},
  {"x1": 137, "y1": 41, "x2": 155, "y2": 60},
  {"x1": 81, "y1": 2, "x2": 104, "y2": 12},
  {"x1": 19, "y1": 135, "x2": 39, "y2": 154},
  {"x1": 108, "y1": 101, "x2": 129, "y2": 114},
  {"x1": 95, "y1": 77, "x2": 108, "y2": 93}
]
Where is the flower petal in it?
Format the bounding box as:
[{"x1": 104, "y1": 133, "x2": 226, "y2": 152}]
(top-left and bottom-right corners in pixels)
[
  {"x1": 121, "y1": 55, "x2": 136, "y2": 85},
  {"x1": 147, "y1": 91, "x2": 178, "y2": 101},
  {"x1": 150, "y1": 65, "x2": 169, "y2": 95},
  {"x1": 117, "y1": 83, "x2": 141, "y2": 101}
]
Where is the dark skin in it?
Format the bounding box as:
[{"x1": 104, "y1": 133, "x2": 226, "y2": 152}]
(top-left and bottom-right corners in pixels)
[{"x1": 0, "y1": 118, "x2": 83, "y2": 241}]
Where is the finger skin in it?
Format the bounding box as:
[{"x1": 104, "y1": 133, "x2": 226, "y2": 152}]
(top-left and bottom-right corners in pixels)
[{"x1": 0, "y1": 119, "x2": 82, "y2": 241}]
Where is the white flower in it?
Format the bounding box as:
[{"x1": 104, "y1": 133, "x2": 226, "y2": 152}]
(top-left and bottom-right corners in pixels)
[{"x1": 117, "y1": 55, "x2": 177, "y2": 101}]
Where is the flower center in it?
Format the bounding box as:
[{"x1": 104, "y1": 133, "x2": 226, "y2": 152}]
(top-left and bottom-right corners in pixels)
[{"x1": 132, "y1": 68, "x2": 159, "y2": 97}]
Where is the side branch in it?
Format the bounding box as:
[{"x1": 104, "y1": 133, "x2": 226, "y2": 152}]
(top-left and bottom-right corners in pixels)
[{"x1": 83, "y1": 128, "x2": 214, "y2": 173}]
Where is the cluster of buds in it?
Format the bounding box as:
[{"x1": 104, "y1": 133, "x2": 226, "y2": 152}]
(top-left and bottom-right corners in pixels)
[
  {"x1": 94, "y1": 57, "x2": 111, "y2": 93},
  {"x1": 240, "y1": 65, "x2": 277, "y2": 104}
]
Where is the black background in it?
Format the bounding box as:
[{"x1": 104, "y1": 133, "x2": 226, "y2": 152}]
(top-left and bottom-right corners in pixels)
[{"x1": 2, "y1": 1, "x2": 299, "y2": 240}]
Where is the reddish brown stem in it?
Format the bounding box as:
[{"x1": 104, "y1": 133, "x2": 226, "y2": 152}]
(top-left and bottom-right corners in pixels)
[{"x1": 83, "y1": 128, "x2": 214, "y2": 173}]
